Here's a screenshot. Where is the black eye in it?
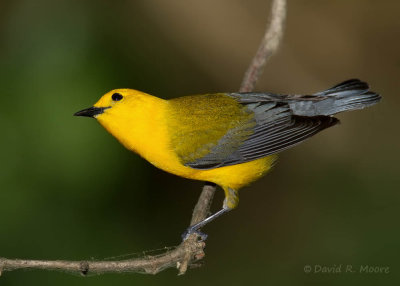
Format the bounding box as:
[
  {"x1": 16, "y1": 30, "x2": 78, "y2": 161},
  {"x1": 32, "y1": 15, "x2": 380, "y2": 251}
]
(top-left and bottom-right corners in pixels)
[{"x1": 112, "y1": 93, "x2": 123, "y2": 101}]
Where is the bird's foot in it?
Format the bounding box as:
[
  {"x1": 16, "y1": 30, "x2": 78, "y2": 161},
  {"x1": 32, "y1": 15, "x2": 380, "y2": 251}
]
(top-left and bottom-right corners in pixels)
[{"x1": 181, "y1": 226, "x2": 208, "y2": 242}]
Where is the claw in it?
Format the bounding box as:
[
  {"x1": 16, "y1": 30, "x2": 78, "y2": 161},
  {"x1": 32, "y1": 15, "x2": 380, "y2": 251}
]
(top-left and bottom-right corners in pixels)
[
  {"x1": 181, "y1": 208, "x2": 231, "y2": 242},
  {"x1": 181, "y1": 227, "x2": 208, "y2": 241}
]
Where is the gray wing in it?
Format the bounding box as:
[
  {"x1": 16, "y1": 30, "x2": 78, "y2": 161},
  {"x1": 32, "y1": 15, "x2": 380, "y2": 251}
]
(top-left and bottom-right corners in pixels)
[
  {"x1": 185, "y1": 79, "x2": 379, "y2": 170},
  {"x1": 185, "y1": 101, "x2": 338, "y2": 169}
]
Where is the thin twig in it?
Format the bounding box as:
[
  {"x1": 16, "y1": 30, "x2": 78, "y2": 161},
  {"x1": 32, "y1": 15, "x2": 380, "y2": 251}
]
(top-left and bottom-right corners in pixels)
[
  {"x1": 0, "y1": 242, "x2": 205, "y2": 275},
  {"x1": 177, "y1": 182, "x2": 216, "y2": 274},
  {"x1": 240, "y1": 0, "x2": 286, "y2": 92},
  {"x1": 0, "y1": 0, "x2": 287, "y2": 277}
]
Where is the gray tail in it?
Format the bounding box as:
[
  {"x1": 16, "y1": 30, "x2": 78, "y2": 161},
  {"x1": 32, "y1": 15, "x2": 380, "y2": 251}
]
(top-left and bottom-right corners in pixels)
[{"x1": 290, "y1": 79, "x2": 381, "y2": 116}]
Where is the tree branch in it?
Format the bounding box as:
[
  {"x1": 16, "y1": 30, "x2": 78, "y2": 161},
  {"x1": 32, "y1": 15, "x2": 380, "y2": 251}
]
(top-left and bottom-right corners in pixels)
[
  {"x1": 0, "y1": 0, "x2": 287, "y2": 277},
  {"x1": 240, "y1": 0, "x2": 286, "y2": 93}
]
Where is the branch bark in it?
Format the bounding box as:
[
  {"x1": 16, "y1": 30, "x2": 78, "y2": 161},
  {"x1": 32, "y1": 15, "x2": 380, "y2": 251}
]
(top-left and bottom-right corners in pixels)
[
  {"x1": 0, "y1": 0, "x2": 287, "y2": 277},
  {"x1": 240, "y1": 0, "x2": 286, "y2": 92}
]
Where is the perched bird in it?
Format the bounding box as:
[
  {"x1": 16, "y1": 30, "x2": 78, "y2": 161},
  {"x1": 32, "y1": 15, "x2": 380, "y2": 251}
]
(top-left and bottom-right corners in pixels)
[{"x1": 75, "y1": 79, "x2": 380, "y2": 239}]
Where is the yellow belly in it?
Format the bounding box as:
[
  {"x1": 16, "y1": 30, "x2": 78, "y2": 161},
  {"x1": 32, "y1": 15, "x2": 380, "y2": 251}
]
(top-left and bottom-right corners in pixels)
[
  {"x1": 185, "y1": 156, "x2": 276, "y2": 190},
  {"x1": 143, "y1": 135, "x2": 276, "y2": 191}
]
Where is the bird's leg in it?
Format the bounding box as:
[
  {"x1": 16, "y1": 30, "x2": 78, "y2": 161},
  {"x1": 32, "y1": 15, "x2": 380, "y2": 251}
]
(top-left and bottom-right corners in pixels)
[
  {"x1": 181, "y1": 188, "x2": 238, "y2": 241},
  {"x1": 181, "y1": 208, "x2": 230, "y2": 241}
]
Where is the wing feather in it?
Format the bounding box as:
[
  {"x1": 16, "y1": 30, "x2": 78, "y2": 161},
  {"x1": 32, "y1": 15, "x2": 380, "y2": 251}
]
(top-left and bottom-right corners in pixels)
[
  {"x1": 182, "y1": 79, "x2": 379, "y2": 169},
  {"x1": 186, "y1": 114, "x2": 337, "y2": 169},
  {"x1": 169, "y1": 80, "x2": 379, "y2": 170}
]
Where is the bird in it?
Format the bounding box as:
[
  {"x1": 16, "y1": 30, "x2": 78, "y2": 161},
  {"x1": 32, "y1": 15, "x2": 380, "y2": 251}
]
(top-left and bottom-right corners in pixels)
[{"x1": 74, "y1": 79, "x2": 380, "y2": 240}]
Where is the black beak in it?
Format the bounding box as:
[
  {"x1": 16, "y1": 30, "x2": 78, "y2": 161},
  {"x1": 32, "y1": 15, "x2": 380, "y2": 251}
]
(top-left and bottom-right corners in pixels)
[{"x1": 74, "y1": 106, "x2": 109, "y2": 118}]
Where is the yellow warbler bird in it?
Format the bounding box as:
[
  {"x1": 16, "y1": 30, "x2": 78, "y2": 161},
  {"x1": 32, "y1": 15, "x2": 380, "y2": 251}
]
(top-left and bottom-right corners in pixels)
[{"x1": 75, "y1": 79, "x2": 380, "y2": 239}]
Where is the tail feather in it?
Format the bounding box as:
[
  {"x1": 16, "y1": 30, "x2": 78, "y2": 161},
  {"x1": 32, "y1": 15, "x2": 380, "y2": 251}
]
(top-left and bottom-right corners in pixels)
[
  {"x1": 314, "y1": 79, "x2": 369, "y2": 97},
  {"x1": 290, "y1": 79, "x2": 381, "y2": 116}
]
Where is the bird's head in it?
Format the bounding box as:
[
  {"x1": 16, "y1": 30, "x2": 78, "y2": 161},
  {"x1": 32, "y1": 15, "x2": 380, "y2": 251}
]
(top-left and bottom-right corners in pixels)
[
  {"x1": 74, "y1": 89, "x2": 163, "y2": 148},
  {"x1": 74, "y1": 89, "x2": 153, "y2": 119}
]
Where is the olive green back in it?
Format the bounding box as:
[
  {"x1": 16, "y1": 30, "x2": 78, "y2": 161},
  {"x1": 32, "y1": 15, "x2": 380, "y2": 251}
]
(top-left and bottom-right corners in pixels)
[{"x1": 166, "y1": 93, "x2": 255, "y2": 166}]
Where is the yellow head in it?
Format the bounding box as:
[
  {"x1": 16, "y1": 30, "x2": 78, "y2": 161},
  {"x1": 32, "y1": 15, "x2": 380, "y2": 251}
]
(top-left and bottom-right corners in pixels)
[
  {"x1": 74, "y1": 89, "x2": 165, "y2": 152},
  {"x1": 75, "y1": 89, "x2": 156, "y2": 118}
]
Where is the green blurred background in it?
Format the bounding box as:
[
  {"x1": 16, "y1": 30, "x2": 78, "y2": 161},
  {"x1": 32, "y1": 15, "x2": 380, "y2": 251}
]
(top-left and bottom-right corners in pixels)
[{"x1": 0, "y1": 0, "x2": 399, "y2": 285}]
